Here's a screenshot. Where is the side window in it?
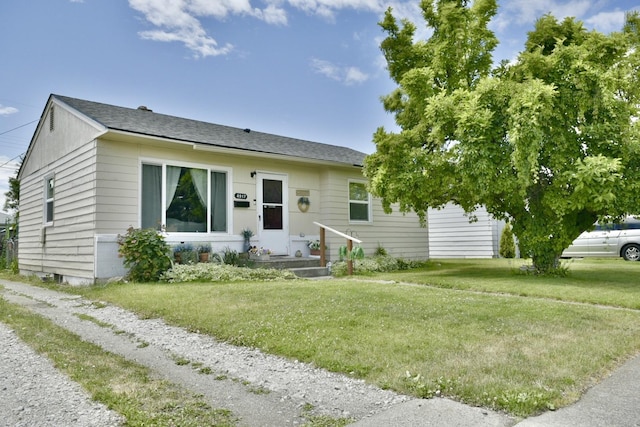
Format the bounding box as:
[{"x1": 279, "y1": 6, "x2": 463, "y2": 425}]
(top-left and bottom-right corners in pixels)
[
  {"x1": 349, "y1": 181, "x2": 371, "y2": 222},
  {"x1": 44, "y1": 175, "x2": 55, "y2": 225},
  {"x1": 627, "y1": 221, "x2": 640, "y2": 230}
]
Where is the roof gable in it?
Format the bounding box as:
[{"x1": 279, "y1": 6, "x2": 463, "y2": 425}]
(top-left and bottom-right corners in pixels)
[{"x1": 53, "y1": 95, "x2": 367, "y2": 167}]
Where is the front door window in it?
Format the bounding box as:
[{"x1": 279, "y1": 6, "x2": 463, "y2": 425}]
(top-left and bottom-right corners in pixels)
[{"x1": 262, "y1": 179, "x2": 283, "y2": 230}]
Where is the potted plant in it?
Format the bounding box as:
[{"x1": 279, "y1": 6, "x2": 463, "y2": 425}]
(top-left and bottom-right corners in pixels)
[
  {"x1": 197, "y1": 243, "x2": 211, "y2": 263},
  {"x1": 241, "y1": 228, "x2": 254, "y2": 252},
  {"x1": 248, "y1": 246, "x2": 271, "y2": 260},
  {"x1": 307, "y1": 240, "x2": 323, "y2": 256},
  {"x1": 173, "y1": 243, "x2": 193, "y2": 264}
]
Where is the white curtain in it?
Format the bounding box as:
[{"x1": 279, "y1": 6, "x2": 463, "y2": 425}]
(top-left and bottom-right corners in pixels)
[
  {"x1": 141, "y1": 164, "x2": 161, "y2": 229},
  {"x1": 190, "y1": 168, "x2": 207, "y2": 207},
  {"x1": 166, "y1": 166, "x2": 181, "y2": 207}
]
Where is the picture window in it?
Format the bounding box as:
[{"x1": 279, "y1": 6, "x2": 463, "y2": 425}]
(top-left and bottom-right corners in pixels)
[{"x1": 141, "y1": 162, "x2": 228, "y2": 233}]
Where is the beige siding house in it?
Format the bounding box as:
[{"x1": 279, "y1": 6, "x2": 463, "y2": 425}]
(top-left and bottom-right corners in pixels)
[{"x1": 18, "y1": 94, "x2": 429, "y2": 284}]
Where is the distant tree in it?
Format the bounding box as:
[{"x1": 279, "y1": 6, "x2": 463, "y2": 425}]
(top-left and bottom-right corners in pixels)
[
  {"x1": 4, "y1": 167, "x2": 20, "y2": 219},
  {"x1": 499, "y1": 224, "x2": 516, "y2": 259},
  {"x1": 364, "y1": 1, "x2": 640, "y2": 273}
]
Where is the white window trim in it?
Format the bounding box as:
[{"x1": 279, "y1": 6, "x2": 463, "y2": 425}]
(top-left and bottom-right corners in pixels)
[
  {"x1": 139, "y1": 158, "x2": 234, "y2": 235},
  {"x1": 348, "y1": 179, "x2": 372, "y2": 224},
  {"x1": 43, "y1": 173, "x2": 55, "y2": 226}
]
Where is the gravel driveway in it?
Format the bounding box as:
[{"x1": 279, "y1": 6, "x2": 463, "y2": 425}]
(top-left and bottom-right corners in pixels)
[
  {"x1": 0, "y1": 280, "x2": 414, "y2": 426},
  {"x1": 0, "y1": 323, "x2": 124, "y2": 427}
]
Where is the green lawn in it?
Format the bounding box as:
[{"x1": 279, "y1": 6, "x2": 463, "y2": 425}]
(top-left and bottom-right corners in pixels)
[
  {"x1": 61, "y1": 258, "x2": 640, "y2": 417},
  {"x1": 373, "y1": 258, "x2": 640, "y2": 309}
]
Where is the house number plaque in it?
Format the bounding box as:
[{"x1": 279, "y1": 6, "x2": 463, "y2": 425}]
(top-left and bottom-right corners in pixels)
[{"x1": 234, "y1": 193, "x2": 248, "y2": 200}]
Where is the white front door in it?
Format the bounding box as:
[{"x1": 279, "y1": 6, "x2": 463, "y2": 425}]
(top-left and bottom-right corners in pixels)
[{"x1": 257, "y1": 172, "x2": 289, "y2": 255}]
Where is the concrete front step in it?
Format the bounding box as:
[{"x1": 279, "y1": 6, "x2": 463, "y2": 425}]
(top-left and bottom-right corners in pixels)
[
  {"x1": 288, "y1": 266, "x2": 331, "y2": 278},
  {"x1": 250, "y1": 256, "x2": 321, "y2": 269},
  {"x1": 250, "y1": 256, "x2": 331, "y2": 278}
]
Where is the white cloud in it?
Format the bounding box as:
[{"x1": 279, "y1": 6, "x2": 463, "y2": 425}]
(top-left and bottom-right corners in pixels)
[
  {"x1": 287, "y1": 0, "x2": 383, "y2": 19},
  {"x1": 0, "y1": 105, "x2": 19, "y2": 116},
  {"x1": 310, "y1": 58, "x2": 369, "y2": 85},
  {"x1": 127, "y1": 0, "x2": 420, "y2": 57},
  {"x1": 128, "y1": 0, "x2": 277, "y2": 57},
  {"x1": 498, "y1": 0, "x2": 593, "y2": 26},
  {"x1": 344, "y1": 66, "x2": 369, "y2": 85},
  {"x1": 310, "y1": 58, "x2": 341, "y2": 80},
  {"x1": 256, "y1": 3, "x2": 288, "y2": 25},
  {"x1": 585, "y1": 10, "x2": 627, "y2": 33}
]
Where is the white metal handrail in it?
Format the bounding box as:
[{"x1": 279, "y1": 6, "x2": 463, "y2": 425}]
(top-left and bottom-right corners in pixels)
[
  {"x1": 313, "y1": 221, "x2": 362, "y2": 275},
  {"x1": 312, "y1": 222, "x2": 362, "y2": 244}
]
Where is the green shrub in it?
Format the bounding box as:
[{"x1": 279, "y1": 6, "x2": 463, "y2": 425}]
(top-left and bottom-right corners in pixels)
[
  {"x1": 499, "y1": 224, "x2": 516, "y2": 259},
  {"x1": 374, "y1": 244, "x2": 388, "y2": 256},
  {"x1": 331, "y1": 255, "x2": 428, "y2": 276},
  {"x1": 117, "y1": 227, "x2": 172, "y2": 282},
  {"x1": 332, "y1": 255, "x2": 396, "y2": 276},
  {"x1": 222, "y1": 247, "x2": 240, "y2": 265},
  {"x1": 338, "y1": 245, "x2": 365, "y2": 261},
  {"x1": 161, "y1": 263, "x2": 296, "y2": 283}
]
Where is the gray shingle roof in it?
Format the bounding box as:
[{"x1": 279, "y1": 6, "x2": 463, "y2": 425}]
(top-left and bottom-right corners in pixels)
[{"x1": 53, "y1": 95, "x2": 366, "y2": 167}]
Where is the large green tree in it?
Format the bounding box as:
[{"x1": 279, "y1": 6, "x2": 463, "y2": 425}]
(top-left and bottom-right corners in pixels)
[{"x1": 364, "y1": 0, "x2": 640, "y2": 272}]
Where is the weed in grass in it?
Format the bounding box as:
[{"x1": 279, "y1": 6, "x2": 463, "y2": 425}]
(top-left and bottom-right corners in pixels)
[
  {"x1": 198, "y1": 367, "x2": 213, "y2": 375},
  {"x1": 301, "y1": 403, "x2": 352, "y2": 427},
  {"x1": 215, "y1": 374, "x2": 228, "y2": 381},
  {"x1": 91, "y1": 301, "x2": 108, "y2": 309},
  {"x1": 495, "y1": 389, "x2": 557, "y2": 416},
  {"x1": 136, "y1": 341, "x2": 149, "y2": 349},
  {"x1": 403, "y1": 372, "x2": 457, "y2": 399},
  {"x1": 248, "y1": 385, "x2": 271, "y2": 395},
  {"x1": 172, "y1": 355, "x2": 191, "y2": 366},
  {"x1": 302, "y1": 414, "x2": 352, "y2": 427},
  {"x1": 75, "y1": 313, "x2": 112, "y2": 328}
]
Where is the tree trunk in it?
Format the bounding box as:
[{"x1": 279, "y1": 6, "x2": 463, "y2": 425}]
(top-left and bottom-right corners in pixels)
[{"x1": 531, "y1": 252, "x2": 562, "y2": 274}]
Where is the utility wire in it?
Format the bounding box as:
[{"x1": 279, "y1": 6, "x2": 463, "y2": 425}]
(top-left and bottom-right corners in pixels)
[
  {"x1": 0, "y1": 119, "x2": 38, "y2": 136},
  {"x1": 0, "y1": 153, "x2": 23, "y2": 170}
]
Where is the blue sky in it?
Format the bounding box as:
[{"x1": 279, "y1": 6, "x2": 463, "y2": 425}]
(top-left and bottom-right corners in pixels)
[{"x1": 1, "y1": 0, "x2": 638, "y2": 214}]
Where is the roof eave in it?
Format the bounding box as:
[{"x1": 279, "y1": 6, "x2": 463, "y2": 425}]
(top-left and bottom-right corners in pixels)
[{"x1": 102, "y1": 129, "x2": 363, "y2": 168}]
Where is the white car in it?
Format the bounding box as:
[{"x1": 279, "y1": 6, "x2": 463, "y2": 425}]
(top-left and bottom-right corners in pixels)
[{"x1": 562, "y1": 217, "x2": 640, "y2": 261}]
